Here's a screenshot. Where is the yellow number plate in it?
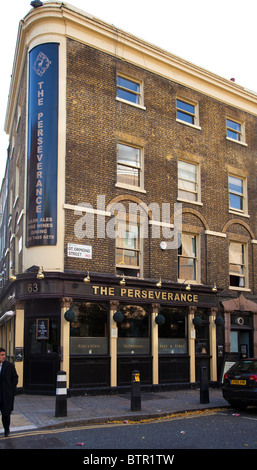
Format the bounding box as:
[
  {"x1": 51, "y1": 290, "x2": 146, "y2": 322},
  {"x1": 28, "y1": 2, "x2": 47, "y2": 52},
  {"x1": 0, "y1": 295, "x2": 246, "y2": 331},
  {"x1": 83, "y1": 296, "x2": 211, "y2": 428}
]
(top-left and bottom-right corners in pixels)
[{"x1": 231, "y1": 379, "x2": 246, "y2": 385}]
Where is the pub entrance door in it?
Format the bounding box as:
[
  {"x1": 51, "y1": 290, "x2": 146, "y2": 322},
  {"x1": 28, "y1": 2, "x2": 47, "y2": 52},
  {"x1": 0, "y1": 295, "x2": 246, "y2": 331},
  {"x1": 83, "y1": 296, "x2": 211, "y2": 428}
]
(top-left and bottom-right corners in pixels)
[{"x1": 24, "y1": 304, "x2": 60, "y2": 393}]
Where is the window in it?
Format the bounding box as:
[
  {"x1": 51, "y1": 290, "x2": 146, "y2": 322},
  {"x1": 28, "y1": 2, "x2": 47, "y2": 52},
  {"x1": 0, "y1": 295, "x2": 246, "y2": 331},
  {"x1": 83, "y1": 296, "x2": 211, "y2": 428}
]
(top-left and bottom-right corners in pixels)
[
  {"x1": 70, "y1": 302, "x2": 108, "y2": 355},
  {"x1": 158, "y1": 308, "x2": 187, "y2": 354},
  {"x1": 14, "y1": 157, "x2": 20, "y2": 205},
  {"x1": 116, "y1": 221, "x2": 141, "y2": 277},
  {"x1": 176, "y1": 98, "x2": 199, "y2": 127},
  {"x1": 178, "y1": 233, "x2": 199, "y2": 282},
  {"x1": 117, "y1": 75, "x2": 142, "y2": 105},
  {"x1": 226, "y1": 118, "x2": 245, "y2": 143},
  {"x1": 229, "y1": 242, "x2": 247, "y2": 288},
  {"x1": 117, "y1": 143, "x2": 142, "y2": 189},
  {"x1": 229, "y1": 175, "x2": 247, "y2": 213},
  {"x1": 16, "y1": 105, "x2": 22, "y2": 132},
  {"x1": 117, "y1": 305, "x2": 149, "y2": 355},
  {"x1": 178, "y1": 160, "x2": 200, "y2": 202},
  {"x1": 10, "y1": 135, "x2": 15, "y2": 159}
]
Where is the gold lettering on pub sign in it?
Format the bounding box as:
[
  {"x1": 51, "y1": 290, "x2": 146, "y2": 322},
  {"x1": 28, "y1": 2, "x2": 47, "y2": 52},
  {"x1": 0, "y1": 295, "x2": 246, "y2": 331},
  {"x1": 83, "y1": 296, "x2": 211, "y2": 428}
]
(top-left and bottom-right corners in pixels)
[{"x1": 92, "y1": 285, "x2": 198, "y2": 303}]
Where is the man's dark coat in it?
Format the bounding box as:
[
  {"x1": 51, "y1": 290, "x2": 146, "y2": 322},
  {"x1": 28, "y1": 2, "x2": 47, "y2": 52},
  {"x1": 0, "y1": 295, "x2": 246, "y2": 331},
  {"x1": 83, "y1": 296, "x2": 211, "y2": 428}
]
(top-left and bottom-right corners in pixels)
[{"x1": 0, "y1": 361, "x2": 18, "y2": 415}]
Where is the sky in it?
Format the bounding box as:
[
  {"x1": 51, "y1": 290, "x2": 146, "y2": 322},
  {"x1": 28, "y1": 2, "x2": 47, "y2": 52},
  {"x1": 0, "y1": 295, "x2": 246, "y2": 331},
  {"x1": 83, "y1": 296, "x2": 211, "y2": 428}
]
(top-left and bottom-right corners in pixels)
[{"x1": 1, "y1": 0, "x2": 257, "y2": 184}]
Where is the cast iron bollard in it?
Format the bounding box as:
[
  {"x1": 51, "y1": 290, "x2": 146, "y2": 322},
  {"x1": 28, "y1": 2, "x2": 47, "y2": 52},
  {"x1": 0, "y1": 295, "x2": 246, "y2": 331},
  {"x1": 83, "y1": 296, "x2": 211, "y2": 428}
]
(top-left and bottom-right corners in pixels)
[
  {"x1": 131, "y1": 370, "x2": 141, "y2": 411},
  {"x1": 55, "y1": 370, "x2": 67, "y2": 417},
  {"x1": 200, "y1": 366, "x2": 209, "y2": 404}
]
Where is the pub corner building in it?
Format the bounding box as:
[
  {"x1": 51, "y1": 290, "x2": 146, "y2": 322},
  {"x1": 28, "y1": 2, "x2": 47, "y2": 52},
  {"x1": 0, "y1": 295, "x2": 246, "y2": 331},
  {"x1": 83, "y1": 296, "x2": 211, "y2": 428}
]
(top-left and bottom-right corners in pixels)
[{"x1": 1, "y1": 1, "x2": 257, "y2": 395}]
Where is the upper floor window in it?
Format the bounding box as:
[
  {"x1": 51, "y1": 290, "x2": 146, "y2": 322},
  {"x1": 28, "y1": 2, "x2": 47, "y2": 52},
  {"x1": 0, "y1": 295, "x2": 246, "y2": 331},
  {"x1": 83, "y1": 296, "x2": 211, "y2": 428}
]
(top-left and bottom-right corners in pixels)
[
  {"x1": 116, "y1": 75, "x2": 142, "y2": 106},
  {"x1": 176, "y1": 98, "x2": 200, "y2": 127},
  {"x1": 116, "y1": 221, "x2": 141, "y2": 278},
  {"x1": 229, "y1": 175, "x2": 247, "y2": 213},
  {"x1": 16, "y1": 105, "x2": 22, "y2": 132},
  {"x1": 117, "y1": 143, "x2": 142, "y2": 189},
  {"x1": 229, "y1": 241, "x2": 247, "y2": 288},
  {"x1": 178, "y1": 233, "x2": 199, "y2": 283},
  {"x1": 226, "y1": 118, "x2": 245, "y2": 144},
  {"x1": 178, "y1": 160, "x2": 200, "y2": 203}
]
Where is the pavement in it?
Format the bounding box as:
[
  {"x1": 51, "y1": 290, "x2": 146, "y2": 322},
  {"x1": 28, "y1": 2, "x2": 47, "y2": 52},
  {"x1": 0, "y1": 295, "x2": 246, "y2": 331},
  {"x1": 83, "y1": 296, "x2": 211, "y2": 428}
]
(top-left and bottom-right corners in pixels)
[{"x1": 0, "y1": 387, "x2": 229, "y2": 434}]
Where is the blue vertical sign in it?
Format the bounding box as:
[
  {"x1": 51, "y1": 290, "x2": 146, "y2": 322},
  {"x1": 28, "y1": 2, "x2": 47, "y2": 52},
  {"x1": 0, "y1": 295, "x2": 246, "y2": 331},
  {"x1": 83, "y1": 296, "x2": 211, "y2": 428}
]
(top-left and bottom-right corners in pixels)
[{"x1": 26, "y1": 43, "x2": 59, "y2": 247}]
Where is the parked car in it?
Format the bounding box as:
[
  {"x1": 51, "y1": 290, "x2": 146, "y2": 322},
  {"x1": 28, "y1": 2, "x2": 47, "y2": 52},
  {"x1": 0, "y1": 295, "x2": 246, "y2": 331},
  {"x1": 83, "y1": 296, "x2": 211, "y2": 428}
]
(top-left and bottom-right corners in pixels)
[{"x1": 222, "y1": 358, "x2": 257, "y2": 409}]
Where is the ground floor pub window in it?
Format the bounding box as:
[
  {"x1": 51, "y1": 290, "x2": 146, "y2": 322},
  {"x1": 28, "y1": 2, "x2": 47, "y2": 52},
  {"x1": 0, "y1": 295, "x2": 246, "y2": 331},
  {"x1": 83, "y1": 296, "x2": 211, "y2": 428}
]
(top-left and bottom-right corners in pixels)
[
  {"x1": 158, "y1": 307, "x2": 187, "y2": 354},
  {"x1": 70, "y1": 302, "x2": 108, "y2": 355},
  {"x1": 117, "y1": 305, "x2": 149, "y2": 354}
]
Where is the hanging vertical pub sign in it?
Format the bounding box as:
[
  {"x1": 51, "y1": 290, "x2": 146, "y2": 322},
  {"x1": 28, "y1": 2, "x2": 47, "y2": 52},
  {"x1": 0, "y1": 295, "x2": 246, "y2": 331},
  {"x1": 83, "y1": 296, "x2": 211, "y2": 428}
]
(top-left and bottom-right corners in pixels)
[{"x1": 26, "y1": 43, "x2": 59, "y2": 247}]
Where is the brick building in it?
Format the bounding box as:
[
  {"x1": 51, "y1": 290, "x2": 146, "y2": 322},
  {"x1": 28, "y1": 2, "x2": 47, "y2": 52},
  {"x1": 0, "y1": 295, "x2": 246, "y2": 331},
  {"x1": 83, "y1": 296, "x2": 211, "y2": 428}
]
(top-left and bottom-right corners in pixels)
[{"x1": 1, "y1": 2, "x2": 257, "y2": 394}]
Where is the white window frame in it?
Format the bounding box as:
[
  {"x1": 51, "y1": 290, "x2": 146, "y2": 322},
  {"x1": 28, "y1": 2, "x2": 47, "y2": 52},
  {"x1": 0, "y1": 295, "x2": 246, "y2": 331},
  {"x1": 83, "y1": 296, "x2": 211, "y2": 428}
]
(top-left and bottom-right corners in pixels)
[
  {"x1": 176, "y1": 97, "x2": 201, "y2": 129},
  {"x1": 228, "y1": 174, "x2": 248, "y2": 216},
  {"x1": 178, "y1": 232, "x2": 200, "y2": 284},
  {"x1": 229, "y1": 241, "x2": 248, "y2": 290},
  {"x1": 177, "y1": 160, "x2": 201, "y2": 205},
  {"x1": 115, "y1": 215, "x2": 142, "y2": 278},
  {"x1": 116, "y1": 142, "x2": 145, "y2": 192},
  {"x1": 116, "y1": 74, "x2": 145, "y2": 109},
  {"x1": 226, "y1": 117, "x2": 247, "y2": 146}
]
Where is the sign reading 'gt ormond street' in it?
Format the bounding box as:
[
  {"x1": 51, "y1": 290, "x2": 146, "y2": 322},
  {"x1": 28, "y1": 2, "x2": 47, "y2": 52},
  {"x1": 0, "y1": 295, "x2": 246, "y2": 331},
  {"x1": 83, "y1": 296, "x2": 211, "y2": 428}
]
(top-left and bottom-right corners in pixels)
[{"x1": 26, "y1": 43, "x2": 59, "y2": 247}]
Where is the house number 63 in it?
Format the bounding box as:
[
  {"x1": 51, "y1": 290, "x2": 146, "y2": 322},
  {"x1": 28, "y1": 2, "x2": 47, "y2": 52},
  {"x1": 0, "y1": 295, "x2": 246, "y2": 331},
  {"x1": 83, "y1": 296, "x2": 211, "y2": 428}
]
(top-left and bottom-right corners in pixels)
[{"x1": 27, "y1": 283, "x2": 39, "y2": 293}]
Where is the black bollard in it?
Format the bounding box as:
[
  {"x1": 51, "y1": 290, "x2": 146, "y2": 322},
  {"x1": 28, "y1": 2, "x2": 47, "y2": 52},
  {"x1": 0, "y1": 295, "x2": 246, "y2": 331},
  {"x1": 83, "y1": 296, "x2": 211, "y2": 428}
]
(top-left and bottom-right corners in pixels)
[
  {"x1": 200, "y1": 366, "x2": 209, "y2": 404},
  {"x1": 55, "y1": 370, "x2": 67, "y2": 417},
  {"x1": 131, "y1": 370, "x2": 141, "y2": 411}
]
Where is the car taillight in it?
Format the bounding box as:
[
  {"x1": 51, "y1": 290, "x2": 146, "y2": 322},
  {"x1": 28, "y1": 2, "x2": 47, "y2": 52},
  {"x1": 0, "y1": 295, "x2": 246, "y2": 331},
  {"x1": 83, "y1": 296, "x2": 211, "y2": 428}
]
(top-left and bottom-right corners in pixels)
[
  {"x1": 250, "y1": 374, "x2": 257, "y2": 382},
  {"x1": 224, "y1": 373, "x2": 228, "y2": 380}
]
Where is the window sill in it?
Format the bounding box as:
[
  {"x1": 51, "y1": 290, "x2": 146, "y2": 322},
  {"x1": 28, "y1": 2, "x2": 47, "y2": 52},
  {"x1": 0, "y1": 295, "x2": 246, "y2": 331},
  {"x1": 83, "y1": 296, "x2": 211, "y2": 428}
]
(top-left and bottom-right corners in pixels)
[
  {"x1": 228, "y1": 286, "x2": 251, "y2": 292},
  {"x1": 177, "y1": 279, "x2": 202, "y2": 286},
  {"x1": 115, "y1": 182, "x2": 146, "y2": 193},
  {"x1": 176, "y1": 119, "x2": 201, "y2": 131},
  {"x1": 116, "y1": 97, "x2": 146, "y2": 110},
  {"x1": 229, "y1": 209, "x2": 250, "y2": 218},
  {"x1": 226, "y1": 137, "x2": 248, "y2": 147},
  {"x1": 177, "y1": 198, "x2": 203, "y2": 206},
  {"x1": 116, "y1": 267, "x2": 140, "y2": 271}
]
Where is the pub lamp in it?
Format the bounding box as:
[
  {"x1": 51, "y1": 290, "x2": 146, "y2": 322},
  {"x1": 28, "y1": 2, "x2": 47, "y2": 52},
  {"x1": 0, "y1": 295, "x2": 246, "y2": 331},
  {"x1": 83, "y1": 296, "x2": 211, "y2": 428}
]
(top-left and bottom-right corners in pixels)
[
  {"x1": 156, "y1": 277, "x2": 162, "y2": 288},
  {"x1": 37, "y1": 266, "x2": 44, "y2": 279},
  {"x1": 119, "y1": 276, "x2": 126, "y2": 286},
  {"x1": 185, "y1": 283, "x2": 191, "y2": 291},
  {"x1": 83, "y1": 271, "x2": 90, "y2": 283},
  {"x1": 9, "y1": 268, "x2": 17, "y2": 282},
  {"x1": 0, "y1": 270, "x2": 16, "y2": 282},
  {"x1": 212, "y1": 282, "x2": 217, "y2": 292}
]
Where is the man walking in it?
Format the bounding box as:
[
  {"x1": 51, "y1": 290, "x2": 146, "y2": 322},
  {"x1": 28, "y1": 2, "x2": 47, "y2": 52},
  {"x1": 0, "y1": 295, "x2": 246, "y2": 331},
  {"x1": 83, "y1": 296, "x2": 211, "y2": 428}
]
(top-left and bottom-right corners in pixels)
[{"x1": 0, "y1": 348, "x2": 18, "y2": 437}]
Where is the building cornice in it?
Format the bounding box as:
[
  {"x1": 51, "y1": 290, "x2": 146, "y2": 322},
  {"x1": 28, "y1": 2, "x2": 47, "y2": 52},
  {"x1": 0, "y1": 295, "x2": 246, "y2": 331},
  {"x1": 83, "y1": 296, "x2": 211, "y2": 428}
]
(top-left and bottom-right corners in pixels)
[{"x1": 5, "y1": 1, "x2": 257, "y2": 133}]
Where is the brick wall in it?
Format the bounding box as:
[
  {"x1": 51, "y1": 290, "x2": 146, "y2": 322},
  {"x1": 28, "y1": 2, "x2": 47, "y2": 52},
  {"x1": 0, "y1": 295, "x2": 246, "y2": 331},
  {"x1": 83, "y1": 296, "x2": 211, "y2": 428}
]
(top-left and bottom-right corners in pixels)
[
  {"x1": 65, "y1": 38, "x2": 257, "y2": 294},
  {"x1": 5, "y1": 59, "x2": 27, "y2": 276}
]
